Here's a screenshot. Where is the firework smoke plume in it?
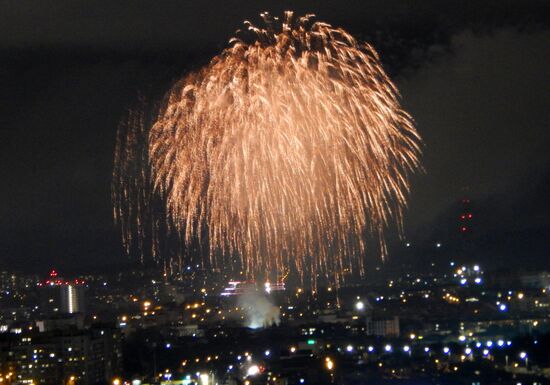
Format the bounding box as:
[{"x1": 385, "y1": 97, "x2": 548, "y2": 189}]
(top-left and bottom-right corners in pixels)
[{"x1": 238, "y1": 289, "x2": 281, "y2": 329}]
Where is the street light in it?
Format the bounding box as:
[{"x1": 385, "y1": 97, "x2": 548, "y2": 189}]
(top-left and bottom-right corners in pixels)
[
  {"x1": 519, "y1": 352, "x2": 528, "y2": 367},
  {"x1": 325, "y1": 357, "x2": 335, "y2": 384}
]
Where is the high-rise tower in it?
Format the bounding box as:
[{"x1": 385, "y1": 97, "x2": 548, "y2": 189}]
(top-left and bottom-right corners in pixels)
[
  {"x1": 459, "y1": 197, "x2": 474, "y2": 235},
  {"x1": 37, "y1": 270, "x2": 86, "y2": 315}
]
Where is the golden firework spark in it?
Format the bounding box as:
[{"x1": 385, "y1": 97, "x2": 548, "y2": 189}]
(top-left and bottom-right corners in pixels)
[{"x1": 113, "y1": 12, "x2": 422, "y2": 285}]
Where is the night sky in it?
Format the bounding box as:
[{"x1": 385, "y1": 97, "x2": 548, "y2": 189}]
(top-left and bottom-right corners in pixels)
[{"x1": 1, "y1": 0, "x2": 549, "y2": 273}]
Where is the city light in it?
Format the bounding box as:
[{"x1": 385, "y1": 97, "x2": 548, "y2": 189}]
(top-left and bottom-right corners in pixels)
[
  {"x1": 200, "y1": 373, "x2": 209, "y2": 385},
  {"x1": 247, "y1": 365, "x2": 260, "y2": 376},
  {"x1": 355, "y1": 301, "x2": 365, "y2": 311},
  {"x1": 325, "y1": 357, "x2": 335, "y2": 371}
]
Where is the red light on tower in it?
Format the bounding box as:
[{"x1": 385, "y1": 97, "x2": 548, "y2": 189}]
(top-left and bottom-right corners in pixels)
[
  {"x1": 459, "y1": 197, "x2": 473, "y2": 234},
  {"x1": 50, "y1": 270, "x2": 58, "y2": 278}
]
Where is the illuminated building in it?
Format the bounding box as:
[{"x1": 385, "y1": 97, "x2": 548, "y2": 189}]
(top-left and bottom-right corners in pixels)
[
  {"x1": 6, "y1": 325, "x2": 121, "y2": 385},
  {"x1": 366, "y1": 316, "x2": 400, "y2": 337},
  {"x1": 60, "y1": 284, "x2": 85, "y2": 314},
  {"x1": 37, "y1": 270, "x2": 86, "y2": 315},
  {"x1": 220, "y1": 280, "x2": 285, "y2": 297}
]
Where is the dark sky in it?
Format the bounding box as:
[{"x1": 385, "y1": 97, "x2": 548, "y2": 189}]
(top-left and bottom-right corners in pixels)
[{"x1": 1, "y1": 0, "x2": 549, "y2": 273}]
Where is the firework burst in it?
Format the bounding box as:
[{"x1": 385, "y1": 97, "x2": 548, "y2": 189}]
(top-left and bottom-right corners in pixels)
[{"x1": 113, "y1": 12, "x2": 422, "y2": 285}]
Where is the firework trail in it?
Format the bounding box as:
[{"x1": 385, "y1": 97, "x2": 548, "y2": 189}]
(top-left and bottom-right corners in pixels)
[{"x1": 113, "y1": 12, "x2": 422, "y2": 285}]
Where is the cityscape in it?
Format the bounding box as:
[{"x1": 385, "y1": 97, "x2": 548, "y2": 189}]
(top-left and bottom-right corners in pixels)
[
  {"x1": 1, "y1": 232, "x2": 550, "y2": 384},
  {"x1": 1, "y1": 1, "x2": 550, "y2": 385}
]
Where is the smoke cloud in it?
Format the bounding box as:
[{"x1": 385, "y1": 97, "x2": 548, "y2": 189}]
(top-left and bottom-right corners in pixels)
[{"x1": 238, "y1": 289, "x2": 280, "y2": 329}]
